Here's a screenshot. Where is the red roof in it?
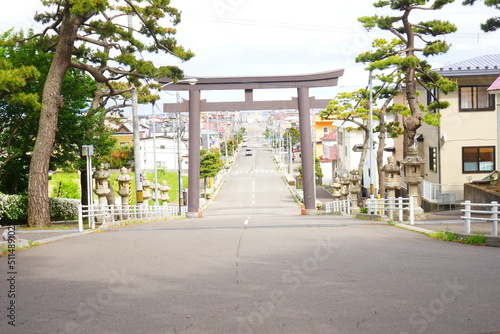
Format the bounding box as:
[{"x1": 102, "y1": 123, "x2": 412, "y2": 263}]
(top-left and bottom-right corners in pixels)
[
  {"x1": 320, "y1": 132, "x2": 337, "y2": 141},
  {"x1": 488, "y1": 76, "x2": 500, "y2": 92}
]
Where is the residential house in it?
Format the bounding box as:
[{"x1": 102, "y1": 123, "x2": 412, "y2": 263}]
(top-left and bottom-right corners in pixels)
[
  {"x1": 319, "y1": 131, "x2": 338, "y2": 185},
  {"x1": 140, "y1": 136, "x2": 189, "y2": 173},
  {"x1": 415, "y1": 54, "x2": 500, "y2": 207},
  {"x1": 313, "y1": 114, "x2": 336, "y2": 159}
]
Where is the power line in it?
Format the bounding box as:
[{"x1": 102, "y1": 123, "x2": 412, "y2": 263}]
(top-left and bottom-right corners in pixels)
[{"x1": 184, "y1": 15, "x2": 500, "y2": 40}]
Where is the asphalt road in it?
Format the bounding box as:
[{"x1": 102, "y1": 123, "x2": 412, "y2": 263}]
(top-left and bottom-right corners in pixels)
[{"x1": 1, "y1": 127, "x2": 500, "y2": 334}]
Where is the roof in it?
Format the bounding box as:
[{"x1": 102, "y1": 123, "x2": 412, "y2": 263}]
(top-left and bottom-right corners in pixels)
[
  {"x1": 320, "y1": 132, "x2": 337, "y2": 141},
  {"x1": 488, "y1": 76, "x2": 500, "y2": 93},
  {"x1": 437, "y1": 54, "x2": 500, "y2": 77}
]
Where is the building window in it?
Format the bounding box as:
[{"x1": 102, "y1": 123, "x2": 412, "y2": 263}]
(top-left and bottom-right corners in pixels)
[
  {"x1": 323, "y1": 127, "x2": 329, "y2": 135},
  {"x1": 427, "y1": 88, "x2": 438, "y2": 113},
  {"x1": 429, "y1": 147, "x2": 437, "y2": 173},
  {"x1": 459, "y1": 86, "x2": 495, "y2": 111},
  {"x1": 462, "y1": 146, "x2": 495, "y2": 173}
]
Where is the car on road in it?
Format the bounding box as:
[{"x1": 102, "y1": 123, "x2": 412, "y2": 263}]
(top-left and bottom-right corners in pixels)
[{"x1": 245, "y1": 148, "x2": 252, "y2": 156}]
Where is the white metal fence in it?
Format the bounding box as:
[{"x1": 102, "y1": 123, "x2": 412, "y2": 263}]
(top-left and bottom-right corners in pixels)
[
  {"x1": 365, "y1": 197, "x2": 415, "y2": 224},
  {"x1": 78, "y1": 204, "x2": 187, "y2": 232},
  {"x1": 325, "y1": 199, "x2": 351, "y2": 215},
  {"x1": 421, "y1": 181, "x2": 464, "y2": 205},
  {"x1": 461, "y1": 201, "x2": 499, "y2": 236}
]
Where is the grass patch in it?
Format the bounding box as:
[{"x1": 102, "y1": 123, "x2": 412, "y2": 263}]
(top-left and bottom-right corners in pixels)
[
  {"x1": 17, "y1": 223, "x2": 79, "y2": 230},
  {"x1": 48, "y1": 170, "x2": 188, "y2": 204},
  {"x1": 430, "y1": 229, "x2": 486, "y2": 245},
  {"x1": 464, "y1": 231, "x2": 486, "y2": 245}
]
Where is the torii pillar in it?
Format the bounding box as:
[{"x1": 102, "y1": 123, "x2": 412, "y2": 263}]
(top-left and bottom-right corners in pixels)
[
  {"x1": 298, "y1": 87, "x2": 315, "y2": 213},
  {"x1": 187, "y1": 90, "x2": 201, "y2": 218}
]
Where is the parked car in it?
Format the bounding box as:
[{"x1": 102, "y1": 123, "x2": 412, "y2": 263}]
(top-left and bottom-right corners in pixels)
[{"x1": 245, "y1": 148, "x2": 252, "y2": 156}]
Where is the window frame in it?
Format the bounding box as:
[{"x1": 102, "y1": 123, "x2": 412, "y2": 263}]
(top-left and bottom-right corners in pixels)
[
  {"x1": 462, "y1": 146, "x2": 495, "y2": 173},
  {"x1": 459, "y1": 85, "x2": 495, "y2": 111},
  {"x1": 429, "y1": 146, "x2": 437, "y2": 173}
]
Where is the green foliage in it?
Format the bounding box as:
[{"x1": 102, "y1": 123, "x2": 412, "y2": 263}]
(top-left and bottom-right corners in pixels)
[
  {"x1": 463, "y1": 0, "x2": 500, "y2": 32},
  {"x1": 102, "y1": 145, "x2": 133, "y2": 169},
  {"x1": 49, "y1": 173, "x2": 81, "y2": 199},
  {"x1": 0, "y1": 193, "x2": 26, "y2": 223},
  {"x1": 464, "y1": 232, "x2": 486, "y2": 245},
  {"x1": 0, "y1": 193, "x2": 78, "y2": 224},
  {"x1": 49, "y1": 198, "x2": 79, "y2": 221},
  {"x1": 356, "y1": 0, "x2": 457, "y2": 151},
  {"x1": 200, "y1": 149, "x2": 224, "y2": 179},
  {"x1": 284, "y1": 127, "x2": 301, "y2": 148},
  {"x1": 0, "y1": 30, "x2": 115, "y2": 193}
]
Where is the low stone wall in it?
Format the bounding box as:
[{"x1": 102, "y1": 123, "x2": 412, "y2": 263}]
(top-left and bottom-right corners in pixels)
[{"x1": 464, "y1": 183, "x2": 500, "y2": 203}]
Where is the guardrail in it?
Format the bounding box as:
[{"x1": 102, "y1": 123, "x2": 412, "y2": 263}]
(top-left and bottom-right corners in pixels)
[
  {"x1": 365, "y1": 197, "x2": 415, "y2": 224},
  {"x1": 461, "y1": 201, "x2": 499, "y2": 236},
  {"x1": 77, "y1": 204, "x2": 187, "y2": 232},
  {"x1": 325, "y1": 199, "x2": 351, "y2": 215}
]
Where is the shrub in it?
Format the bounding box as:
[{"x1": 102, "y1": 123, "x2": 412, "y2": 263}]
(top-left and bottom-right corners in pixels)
[
  {"x1": 0, "y1": 193, "x2": 27, "y2": 224},
  {"x1": 0, "y1": 192, "x2": 79, "y2": 225},
  {"x1": 49, "y1": 198, "x2": 79, "y2": 221}
]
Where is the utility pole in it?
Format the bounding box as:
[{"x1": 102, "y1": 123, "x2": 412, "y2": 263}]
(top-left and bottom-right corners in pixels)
[{"x1": 132, "y1": 88, "x2": 144, "y2": 204}]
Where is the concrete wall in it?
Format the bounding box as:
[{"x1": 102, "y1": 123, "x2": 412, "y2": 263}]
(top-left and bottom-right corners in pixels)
[{"x1": 464, "y1": 183, "x2": 500, "y2": 203}]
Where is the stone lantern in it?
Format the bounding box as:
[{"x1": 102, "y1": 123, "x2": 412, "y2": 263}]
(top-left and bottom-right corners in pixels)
[
  {"x1": 401, "y1": 146, "x2": 425, "y2": 218},
  {"x1": 382, "y1": 156, "x2": 401, "y2": 218},
  {"x1": 159, "y1": 181, "x2": 171, "y2": 206},
  {"x1": 116, "y1": 167, "x2": 132, "y2": 212},
  {"x1": 382, "y1": 156, "x2": 400, "y2": 200},
  {"x1": 142, "y1": 175, "x2": 152, "y2": 206},
  {"x1": 340, "y1": 174, "x2": 350, "y2": 201},
  {"x1": 93, "y1": 165, "x2": 111, "y2": 223},
  {"x1": 349, "y1": 170, "x2": 362, "y2": 214},
  {"x1": 332, "y1": 177, "x2": 342, "y2": 201}
]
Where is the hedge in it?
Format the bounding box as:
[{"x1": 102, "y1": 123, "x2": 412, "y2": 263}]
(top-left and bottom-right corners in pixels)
[{"x1": 0, "y1": 193, "x2": 79, "y2": 225}]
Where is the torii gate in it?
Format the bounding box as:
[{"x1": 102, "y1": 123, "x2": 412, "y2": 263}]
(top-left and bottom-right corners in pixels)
[{"x1": 160, "y1": 69, "x2": 344, "y2": 218}]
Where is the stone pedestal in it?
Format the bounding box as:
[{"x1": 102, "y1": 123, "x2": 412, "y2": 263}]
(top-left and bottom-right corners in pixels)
[
  {"x1": 349, "y1": 170, "x2": 361, "y2": 215},
  {"x1": 116, "y1": 167, "x2": 132, "y2": 218},
  {"x1": 382, "y1": 156, "x2": 401, "y2": 218},
  {"x1": 401, "y1": 146, "x2": 426, "y2": 219},
  {"x1": 332, "y1": 177, "x2": 342, "y2": 201},
  {"x1": 142, "y1": 175, "x2": 152, "y2": 206},
  {"x1": 159, "y1": 181, "x2": 171, "y2": 206},
  {"x1": 340, "y1": 174, "x2": 350, "y2": 201},
  {"x1": 93, "y1": 165, "x2": 111, "y2": 224}
]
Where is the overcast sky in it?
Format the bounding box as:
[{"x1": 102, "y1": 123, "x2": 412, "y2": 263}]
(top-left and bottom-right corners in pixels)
[{"x1": 2, "y1": 0, "x2": 499, "y2": 109}]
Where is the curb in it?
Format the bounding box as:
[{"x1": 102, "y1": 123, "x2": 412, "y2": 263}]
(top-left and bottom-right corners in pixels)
[{"x1": 394, "y1": 223, "x2": 500, "y2": 247}]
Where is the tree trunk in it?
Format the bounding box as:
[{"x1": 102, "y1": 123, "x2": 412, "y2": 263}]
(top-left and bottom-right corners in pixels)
[
  {"x1": 402, "y1": 11, "x2": 422, "y2": 159},
  {"x1": 27, "y1": 13, "x2": 87, "y2": 227}
]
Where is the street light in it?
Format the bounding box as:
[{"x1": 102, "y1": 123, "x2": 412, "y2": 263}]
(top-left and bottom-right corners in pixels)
[{"x1": 161, "y1": 78, "x2": 198, "y2": 214}]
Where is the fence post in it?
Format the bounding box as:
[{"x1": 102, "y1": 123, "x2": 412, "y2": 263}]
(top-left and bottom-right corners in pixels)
[
  {"x1": 464, "y1": 200, "x2": 471, "y2": 234},
  {"x1": 397, "y1": 197, "x2": 403, "y2": 223},
  {"x1": 90, "y1": 205, "x2": 95, "y2": 229},
  {"x1": 78, "y1": 204, "x2": 83, "y2": 232},
  {"x1": 409, "y1": 196, "x2": 415, "y2": 225},
  {"x1": 492, "y1": 201, "x2": 498, "y2": 236}
]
